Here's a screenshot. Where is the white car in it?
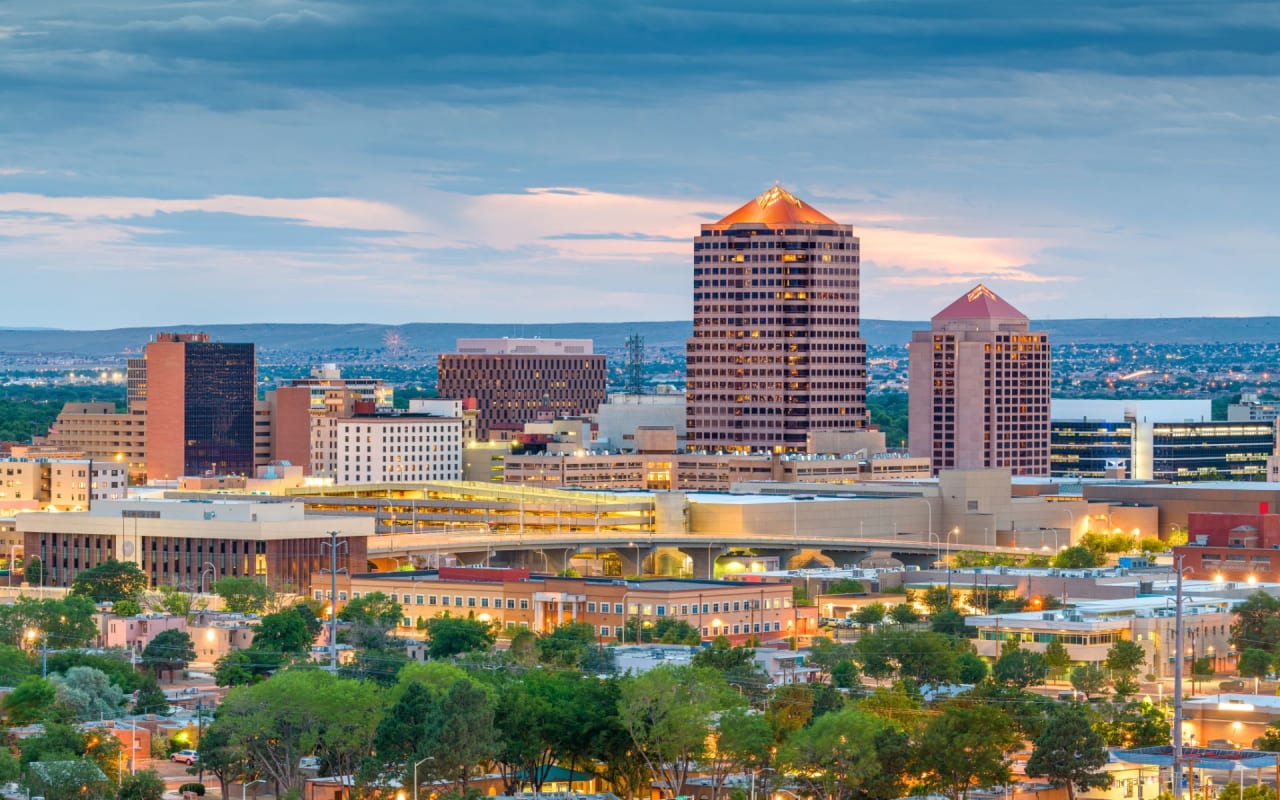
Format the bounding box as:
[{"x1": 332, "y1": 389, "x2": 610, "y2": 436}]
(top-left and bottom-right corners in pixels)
[{"x1": 171, "y1": 750, "x2": 199, "y2": 765}]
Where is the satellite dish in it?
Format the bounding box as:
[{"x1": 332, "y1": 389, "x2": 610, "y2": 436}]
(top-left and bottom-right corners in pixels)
[{"x1": 122, "y1": 541, "x2": 135, "y2": 557}]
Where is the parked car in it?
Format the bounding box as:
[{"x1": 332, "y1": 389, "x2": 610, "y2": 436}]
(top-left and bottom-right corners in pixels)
[{"x1": 171, "y1": 750, "x2": 199, "y2": 765}]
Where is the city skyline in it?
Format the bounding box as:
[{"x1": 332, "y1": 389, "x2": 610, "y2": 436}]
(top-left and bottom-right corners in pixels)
[{"x1": 3, "y1": 1, "x2": 1279, "y2": 328}]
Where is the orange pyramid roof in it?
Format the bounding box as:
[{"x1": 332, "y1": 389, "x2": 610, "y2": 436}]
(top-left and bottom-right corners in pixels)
[
  {"x1": 933, "y1": 284, "x2": 1028, "y2": 322},
  {"x1": 713, "y1": 185, "x2": 838, "y2": 227}
]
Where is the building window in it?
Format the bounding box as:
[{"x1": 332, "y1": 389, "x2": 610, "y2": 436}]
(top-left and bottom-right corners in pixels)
[
  {"x1": 520, "y1": 599, "x2": 529, "y2": 610},
  {"x1": 600, "y1": 626, "x2": 609, "y2": 637},
  {"x1": 614, "y1": 603, "x2": 624, "y2": 614},
  {"x1": 656, "y1": 605, "x2": 666, "y2": 617},
  {"x1": 428, "y1": 595, "x2": 437, "y2": 605},
  {"x1": 587, "y1": 602, "x2": 597, "y2": 613}
]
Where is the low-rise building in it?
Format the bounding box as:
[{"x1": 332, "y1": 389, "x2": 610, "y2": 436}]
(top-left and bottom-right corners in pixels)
[
  {"x1": 1173, "y1": 511, "x2": 1280, "y2": 583},
  {"x1": 17, "y1": 497, "x2": 372, "y2": 591},
  {"x1": 319, "y1": 567, "x2": 796, "y2": 645},
  {"x1": 189, "y1": 611, "x2": 260, "y2": 664},
  {"x1": 99, "y1": 612, "x2": 186, "y2": 651},
  {"x1": 1182, "y1": 693, "x2": 1280, "y2": 750},
  {"x1": 0, "y1": 453, "x2": 128, "y2": 515}
]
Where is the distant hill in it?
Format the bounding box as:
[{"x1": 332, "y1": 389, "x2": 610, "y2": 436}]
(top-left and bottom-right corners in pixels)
[{"x1": 2, "y1": 317, "x2": 1278, "y2": 358}]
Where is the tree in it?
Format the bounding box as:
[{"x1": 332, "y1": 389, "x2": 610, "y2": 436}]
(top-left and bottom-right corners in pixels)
[
  {"x1": 1105, "y1": 640, "x2": 1147, "y2": 678},
  {"x1": 1098, "y1": 700, "x2": 1170, "y2": 748},
  {"x1": 24, "y1": 556, "x2": 45, "y2": 586},
  {"x1": 70, "y1": 558, "x2": 148, "y2": 602},
  {"x1": 208, "y1": 668, "x2": 382, "y2": 795},
  {"x1": 429, "y1": 678, "x2": 499, "y2": 794},
  {"x1": 252, "y1": 607, "x2": 314, "y2": 655},
  {"x1": 888, "y1": 603, "x2": 919, "y2": 625},
  {"x1": 113, "y1": 599, "x2": 143, "y2": 617},
  {"x1": 1238, "y1": 648, "x2": 1274, "y2": 681},
  {"x1": 339, "y1": 590, "x2": 403, "y2": 629},
  {"x1": 141, "y1": 629, "x2": 196, "y2": 682},
  {"x1": 424, "y1": 615, "x2": 496, "y2": 658},
  {"x1": 919, "y1": 587, "x2": 952, "y2": 615},
  {"x1": 694, "y1": 635, "x2": 757, "y2": 672},
  {"x1": 133, "y1": 672, "x2": 170, "y2": 715},
  {"x1": 212, "y1": 650, "x2": 256, "y2": 687},
  {"x1": 3, "y1": 675, "x2": 56, "y2": 724},
  {"x1": 708, "y1": 706, "x2": 772, "y2": 800},
  {"x1": 49, "y1": 666, "x2": 125, "y2": 721},
  {"x1": 930, "y1": 608, "x2": 974, "y2": 639},
  {"x1": 1231, "y1": 591, "x2": 1280, "y2": 654},
  {"x1": 618, "y1": 665, "x2": 739, "y2": 798},
  {"x1": 779, "y1": 707, "x2": 886, "y2": 800},
  {"x1": 623, "y1": 615, "x2": 701, "y2": 644},
  {"x1": 118, "y1": 769, "x2": 167, "y2": 800},
  {"x1": 1191, "y1": 656, "x2": 1215, "y2": 693},
  {"x1": 915, "y1": 702, "x2": 1018, "y2": 800},
  {"x1": 854, "y1": 603, "x2": 886, "y2": 628},
  {"x1": 1070, "y1": 664, "x2": 1109, "y2": 699},
  {"x1": 212, "y1": 576, "x2": 273, "y2": 614},
  {"x1": 153, "y1": 584, "x2": 200, "y2": 619},
  {"x1": 767, "y1": 684, "x2": 815, "y2": 741},
  {"x1": 1044, "y1": 640, "x2": 1072, "y2": 679},
  {"x1": 0, "y1": 643, "x2": 32, "y2": 686},
  {"x1": 1026, "y1": 702, "x2": 1112, "y2": 800},
  {"x1": 955, "y1": 651, "x2": 989, "y2": 684},
  {"x1": 1053, "y1": 546, "x2": 1102, "y2": 569},
  {"x1": 993, "y1": 647, "x2": 1048, "y2": 689},
  {"x1": 23, "y1": 758, "x2": 113, "y2": 800},
  {"x1": 1256, "y1": 721, "x2": 1280, "y2": 752},
  {"x1": 828, "y1": 578, "x2": 866, "y2": 595},
  {"x1": 0, "y1": 595, "x2": 100, "y2": 649},
  {"x1": 537, "y1": 622, "x2": 605, "y2": 669},
  {"x1": 1216, "y1": 785, "x2": 1277, "y2": 800}
]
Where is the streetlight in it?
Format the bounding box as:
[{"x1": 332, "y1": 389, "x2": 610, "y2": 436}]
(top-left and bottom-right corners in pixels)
[
  {"x1": 1234, "y1": 762, "x2": 1246, "y2": 800},
  {"x1": 413, "y1": 755, "x2": 434, "y2": 800},
  {"x1": 946, "y1": 527, "x2": 960, "y2": 606},
  {"x1": 25, "y1": 628, "x2": 48, "y2": 678},
  {"x1": 199, "y1": 562, "x2": 216, "y2": 594},
  {"x1": 241, "y1": 779, "x2": 266, "y2": 800}
]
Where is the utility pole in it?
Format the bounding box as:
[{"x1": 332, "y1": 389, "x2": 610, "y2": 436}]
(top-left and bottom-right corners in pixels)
[
  {"x1": 1172, "y1": 554, "x2": 1186, "y2": 800},
  {"x1": 321, "y1": 530, "x2": 347, "y2": 671}
]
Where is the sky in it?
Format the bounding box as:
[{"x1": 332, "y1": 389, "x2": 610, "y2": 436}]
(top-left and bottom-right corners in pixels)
[{"x1": 2, "y1": 0, "x2": 1278, "y2": 329}]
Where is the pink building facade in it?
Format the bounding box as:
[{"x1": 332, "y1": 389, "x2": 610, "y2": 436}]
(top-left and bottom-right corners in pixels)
[
  {"x1": 908, "y1": 285, "x2": 1051, "y2": 476},
  {"x1": 687, "y1": 186, "x2": 867, "y2": 452}
]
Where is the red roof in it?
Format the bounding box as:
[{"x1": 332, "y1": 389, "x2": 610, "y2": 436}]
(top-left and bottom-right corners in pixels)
[
  {"x1": 712, "y1": 185, "x2": 838, "y2": 228},
  {"x1": 933, "y1": 284, "x2": 1028, "y2": 321}
]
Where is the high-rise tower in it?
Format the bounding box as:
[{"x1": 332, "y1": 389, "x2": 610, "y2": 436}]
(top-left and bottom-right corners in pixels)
[
  {"x1": 686, "y1": 186, "x2": 866, "y2": 452},
  {"x1": 146, "y1": 332, "x2": 257, "y2": 480},
  {"x1": 907, "y1": 284, "x2": 1051, "y2": 475}
]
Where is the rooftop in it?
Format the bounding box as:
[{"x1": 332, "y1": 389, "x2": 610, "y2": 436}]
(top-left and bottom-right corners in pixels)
[
  {"x1": 712, "y1": 186, "x2": 838, "y2": 228},
  {"x1": 933, "y1": 284, "x2": 1028, "y2": 322}
]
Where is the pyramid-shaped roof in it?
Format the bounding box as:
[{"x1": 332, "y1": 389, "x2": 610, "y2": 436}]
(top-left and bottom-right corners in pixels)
[
  {"x1": 933, "y1": 284, "x2": 1028, "y2": 322},
  {"x1": 713, "y1": 185, "x2": 838, "y2": 227}
]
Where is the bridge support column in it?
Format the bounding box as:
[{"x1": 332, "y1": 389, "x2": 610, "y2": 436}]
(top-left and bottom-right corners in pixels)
[
  {"x1": 606, "y1": 545, "x2": 654, "y2": 577},
  {"x1": 684, "y1": 544, "x2": 729, "y2": 580}
]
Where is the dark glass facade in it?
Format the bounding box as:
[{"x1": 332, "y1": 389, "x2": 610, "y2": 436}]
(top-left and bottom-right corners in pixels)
[
  {"x1": 1050, "y1": 420, "x2": 1134, "y2": 478},
  {"x1": 183, "y1": 343, "x2": 255, "y2": 476}
]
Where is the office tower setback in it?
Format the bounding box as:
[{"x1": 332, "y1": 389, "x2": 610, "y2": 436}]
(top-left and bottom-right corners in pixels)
[
  {"x1": 908, "y1": 284, "x2": 1050, "y2": 475},
  {"x1": 146, "y1": 333, "x2": 257, "y2": 480},
  {"x1": 437, "y1": 338, "x2": 607, "y2": 440},
  {"x1": 687, "y1": 186, "x2": 866, "y2": 452}
]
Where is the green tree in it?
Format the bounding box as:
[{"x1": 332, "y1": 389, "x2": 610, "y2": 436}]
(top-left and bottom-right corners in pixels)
[
  {"x1": 537, "y1": 622, "x2": 607, "y2": 669},
  {"x1": 1070, "y1": 664, "x2": 1109, "y2": 699},
  {"x1": 1230, "y1": 591, "x2": 1280, "y2": 653},
  {"x1": 3, "y1": 675, "x2": 56, "y2": 724},
  {"x1": 424, "y1": 615, "x2": 496, "y2": 658},
  {"x1": 1044, "y1": 640, "x2": 1072, "y2": 679},
  {"x1": 779, "y1": 707, "x2": 886, "y2": 800},
  {"x1": 1216, "y1": 785, "x2": 1277, "y2": 800},
  {"x1": 955, "y1": 651, "x2": 989, "y2": 684},
  {"x1": 0, "y1": 643, "x2": 32, "y2": 685},
  {"x1": 1191, "y1": 656, "x2": 1215, "y2": 693},
  {"x1": 1026, "y1": 703, "x2": 1112, "y2": 800},
  {"x1": 888, "y1": 603, "x2": 920, "y2": 625},
  {"x1": 118, "y1": 769, "x2": 167, "y2": 800},
  {"x1": 618, "y1": 664, "x2": 739, "y2": 798},
  {"x1": 993, "y1": 647, "x2": 1048, "y2": 689},
  {"x1": 133, "y1": 672, "x2": 170, "y2": 715},
  {"x1": 1099, "y1": 700, "x2": 1170, "y2": 748},
  {"x1": 113, "y1": 598, "x2": 143, "y2": 617},
  {"x1": 1104, "y1": 640, "x2": 1147, "y2": 678},
  {"x1": 211, "y1": 576, "x2": 273, "y2": 614},
  {"x1": 854, "y1": 603, "x2": 886, "y2": 628},
  {"x1": 23, "y1": 758, "x2": 113, "y2": 800},
  {"x1": 212, "y1": 650, "x2": 256, "y2": 687},
  {"x1": 930, "y1": 608, "x2": 974, "y2": 639},
  {"x1": 0, "y1": 595, "x2": 100, "y2": 649},
  {"x1": 915, "y1": 701, "x2": 1018, "y2": 800},
  {"x1": 252, "y1": 607, "x2": 314, "y2": 655},
  {"x1": 919, "y1": 587, "x2": 952, "y2": 614},
  {"x1": 1256, "y1": 721, "x2": 1280, "y2": 751},
  {"x1": 694, "y1": 635, "x2": 757, "y2": 672},
  {"x1": 338, "y1": 590, "x2": 403, "y2": 629},
  {"x1": 832, "y1": 659, "x2": 862, "y2": 689},
  {"x1": 154, "y1": 584, "x2": 199, "y2": 618},
  {"x1": 708, "y1": 706, "x2": 772, "y2": 800},
  {"x1": 24, "y1": 556, "x2": 45, "y2": 586},
  {"x1": 141, "y1": 628, "x2": 196, "y2": 682},
  {"x1": 70, "y1": 558, "x2": 148, "y2": 602},
  {"x1": 828, "y1": 578, "x2": 866, "y2": 595},
  {"x1": 1053, "y1": 546, "x2": 1102, "y2": 569},
  {"x1": 767, "y1": 684, "x2": 815, "y2": 741},
  {"x1": 207, "y1": 668, "x2": 383, "y2": 794},
  {"x1": 1238, "y1": 648, "x2": 1274, "y2": 681}
]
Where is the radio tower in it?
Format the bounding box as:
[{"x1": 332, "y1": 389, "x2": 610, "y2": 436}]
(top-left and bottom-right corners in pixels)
[{"x1": 624, "y1": 334, "x2": 645, "y2": 395}]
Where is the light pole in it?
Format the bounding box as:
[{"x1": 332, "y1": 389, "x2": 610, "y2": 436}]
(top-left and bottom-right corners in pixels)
[
  {"x1": 241, "y1": 779, "x2": 266, "y2": 800},
  {"x1": 927, "y1": 533, "x2": 941, "y2": 567},
  {"x1": 917, "y1": 497, "x2": 933, "y2": 542},
  {"x1": 1173, "y1": 554, "x2": 1188, "y2": 800},
  {"x1": 413, "y1": 755, "x2": 434, "y2": 800},
  {"x1": 946, "y1": 527, "x2": 960, "y2": 606},
  {"x1": 1234, "y1": 763, "x2": 1246, "y2": 800},
  {"x1": 199, "y1": 561, "x2": 216, "y2": 594},
  {"x1": 321, "y1": 529, "x2": 348, "y2": 671},
  {"x1": 25, "y1": 628, "x2": 47, "y2": 678}
]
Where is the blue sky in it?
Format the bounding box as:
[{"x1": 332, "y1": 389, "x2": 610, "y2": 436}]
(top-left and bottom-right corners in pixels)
[{"x1": 2, "y1": 1, "x2": 1278, "y2": 328}]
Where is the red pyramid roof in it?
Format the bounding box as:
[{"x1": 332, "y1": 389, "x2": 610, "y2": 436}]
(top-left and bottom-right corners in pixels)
[
  {"x1": 713, "y1": 186, "x2": 838, "y2": 227},
  {"x1": 933, "y1": 284, "x2": 1028, "y2": 322}
]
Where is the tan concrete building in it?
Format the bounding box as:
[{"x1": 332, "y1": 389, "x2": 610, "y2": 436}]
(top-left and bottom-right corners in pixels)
[
  {"x1": 17, "y1": 497, "x2": 372, "y2": 591},
  {"x1": 687, "y1": 186, "x2": 867, "y2": 452},
  {"x1": 322, "y1": 566, "x2": 796, "y2": 645},
  {"x1": 437, "y1": 338, "x2": 607, "y2": 440},
  {"x1": 0, "y1": 455, "x2": 128, "y2": 515},
  {"x1": 43, "y1": 402, "x2": 147, "y2": 480},
  {"x1": 908, "y1": 284, "x2": 1051, "y2": 476},
  {"x1": 308, "y1": 390, "x2": 462, "y2": 483}
]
